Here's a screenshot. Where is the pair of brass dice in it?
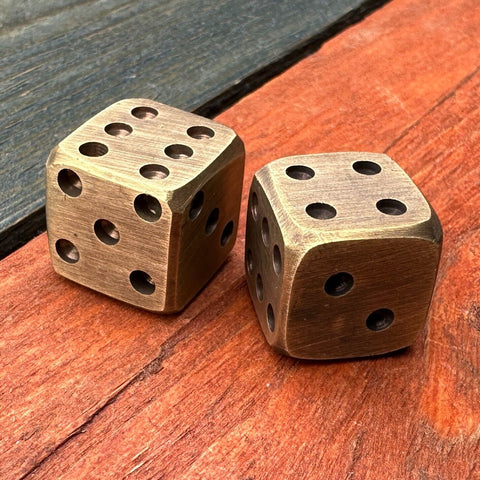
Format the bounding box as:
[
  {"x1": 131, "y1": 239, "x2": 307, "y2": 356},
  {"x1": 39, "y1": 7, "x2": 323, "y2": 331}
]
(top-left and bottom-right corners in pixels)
[{"x1": 46, "y1": 99, "x2": 442, "y2": 359}]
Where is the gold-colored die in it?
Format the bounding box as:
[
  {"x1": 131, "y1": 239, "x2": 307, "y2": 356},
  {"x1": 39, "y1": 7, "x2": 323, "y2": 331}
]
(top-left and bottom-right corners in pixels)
[
  {"x1": 245, "y1": 153, "x2": 442, "y2": 359},
  {"x1": 46, "y1": 99, "x2": 244, "y2": 313}
]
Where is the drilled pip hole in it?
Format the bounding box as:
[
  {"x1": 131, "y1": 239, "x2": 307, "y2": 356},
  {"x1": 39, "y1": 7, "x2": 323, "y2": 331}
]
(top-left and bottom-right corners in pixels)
[
  {"x1": 187, "y1": 126, "x2": 215, "y2": 139},
  {"x1": 261, "y1": 218, "x2": 270, "y2": 246},
  {"x1": 306, "y1": 202, "x2": 336, "y2": 220},
  {"x1": 256, "y1": 273, "x2": 264, "y2": 301},
  {"x1": 267, "y1": 304, "x2": 275, "y2": 331},
  {"x1": 165, "y1": 144, "x2": 193, "y2": 159},
  {"x1": 79, "y1": 142, "x2": 108, "y2": 157},
  {"x1": 366, "y1": 308, "x2": 394, "y2": 331},
  {"x1": 376, "y1": 199, "x2": 407, "y2": 216},
  {"x1": 131, "y1": 106, "x2": 158, "y2": 119},
  {"x1": 58, "y1": 169, "x2": 82, "y2": 197},
  {"x1": 205, "y1": 208, "x2": 219, "y2": 235},
  {"x1": 140, "y1": 164, "x2": 169, "y2": 180},
  {"x1": 251, "y1": 192, "x2": 259, "y2": 221},
  {"x1": 55, "y1": 239, "x2": 79, "y2": 264},
  {"x1": 134, "y1": 194, "x2": 162, "y2": 222},
  {"x1": 221, "y1": 221, "x2": 234, "y2": 246},
  {"x1": 130, "y1": 270, "x2": 155, "y2": 295},
  {"x1": 189, "y1": 191, "x2": 205, "y2": 220},
  {"x1": 286, "y1": 165, "x2": 315, "y2": 180},
  {"x1": 105, "y1": 122, "x2": 132, "y2": 137},
  {"x1": 352, "y1": 160, "x2": 381, "y2": 175},
  {"x1": 246, "y1": 249, "x2": 254, "y2": 275},
  {"x1": 324, "y1": 272, "x2": 354, "y2": 297},
  {"x1": 273, "y1": 245, "x2": 282, "y2": 275},
  {"x1": 94, "y1": 219, "x2": 120, "y2": 245},
  {"x1": 140, "y1": 163, "x2": 170, "y2": 180}
]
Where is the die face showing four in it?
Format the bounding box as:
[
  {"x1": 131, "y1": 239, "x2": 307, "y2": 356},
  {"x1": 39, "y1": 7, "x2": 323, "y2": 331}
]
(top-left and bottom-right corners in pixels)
[
  {"x1": 46, "y1": 99, "x2": 244, "y2": 313},
  {"x1": 245, "y1": 153, "x2": 442, "y2": 359}
]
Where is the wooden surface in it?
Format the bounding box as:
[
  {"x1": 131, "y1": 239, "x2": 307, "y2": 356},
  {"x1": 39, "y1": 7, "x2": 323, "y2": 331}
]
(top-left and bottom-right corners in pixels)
[
  {"x1": 1, "y1": 0, "x2": 480, "y2": 478},
  {"x1": 0, "y1": 0, "x2": 384, "y2": 258}
]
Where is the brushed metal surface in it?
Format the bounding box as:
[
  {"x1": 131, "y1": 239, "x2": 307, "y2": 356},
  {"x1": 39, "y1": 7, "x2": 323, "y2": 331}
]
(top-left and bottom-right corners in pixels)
[
  {"x1": 245, "y1": 152, "x2": 442, "y2": 359},
  {"x1": 46, "y1": 99, "x2": 245, "y2": 312}
]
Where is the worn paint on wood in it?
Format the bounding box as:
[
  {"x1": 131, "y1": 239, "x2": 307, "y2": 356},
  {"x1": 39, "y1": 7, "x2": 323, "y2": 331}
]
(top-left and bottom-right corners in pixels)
[
  {"x1": 1, "y1": 0, "x2": 480, "y2": 478},
  {"x1": 0, "y1": 0, "x2": 384, "y2": 258}
]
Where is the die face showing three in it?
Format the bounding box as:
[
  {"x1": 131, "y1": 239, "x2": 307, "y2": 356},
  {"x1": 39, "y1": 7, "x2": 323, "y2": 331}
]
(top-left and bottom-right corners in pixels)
[
  {"x1": 46, "y1": 99, "x2": 245, "y2": 313},
  {"x1": 245, "y1": 152, "x2": 442, "y2": 359}
]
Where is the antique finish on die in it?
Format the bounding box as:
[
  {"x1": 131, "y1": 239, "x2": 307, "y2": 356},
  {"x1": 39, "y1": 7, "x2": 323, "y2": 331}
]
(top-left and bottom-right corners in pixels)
[
  {"x1": 46, "y1": 99, "x2": 245, "y2": 313},
  {"x1": 245, "y1": 153, "x2": 442, "y2": 359}
]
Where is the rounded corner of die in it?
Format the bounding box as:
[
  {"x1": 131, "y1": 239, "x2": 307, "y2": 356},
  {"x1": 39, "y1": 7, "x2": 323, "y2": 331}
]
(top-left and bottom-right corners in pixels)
[
  {"x1": 232, "y1": 133, "x2": 246, "y2": 159},
  {"x1": 427, "y1": 205, "x2": 443, "y2": 247},
  {"x1": 271, "y1": 341, "x2": 291, "y2": 358},
  {"x1": 47, "y1": 140, "x2": 81, "y2": 167},
  {"x1": 45, "y1": 145, "x2": 63, "y2": 168},
  {"x1": 291, "y1": 235, "x2": 325, "y2": 261},
  {"x1": 408, "y1": 204, "x2": 443, "y2": 249}
]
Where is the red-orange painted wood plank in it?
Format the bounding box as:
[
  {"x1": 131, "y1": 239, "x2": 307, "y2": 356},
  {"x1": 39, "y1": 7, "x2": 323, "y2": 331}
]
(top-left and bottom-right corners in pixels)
[
  {"x1": 1, "y1": 0, "x2": 480, "y2": 478},
  {"x1": 0, "y1": 236, "x2": 245, "y2": 479}
]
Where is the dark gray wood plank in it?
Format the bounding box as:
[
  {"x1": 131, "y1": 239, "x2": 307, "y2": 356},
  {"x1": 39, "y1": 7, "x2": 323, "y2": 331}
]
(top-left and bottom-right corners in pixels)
[{"x1": 0, "y1": 0, "x2": 388, "y2": 258}]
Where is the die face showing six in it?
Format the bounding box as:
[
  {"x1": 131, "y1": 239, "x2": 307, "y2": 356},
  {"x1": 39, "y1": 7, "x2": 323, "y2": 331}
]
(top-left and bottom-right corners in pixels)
[
  {"x1": 245, "y1": 153, "x2": 442, "y2": 359},
  {"x1": 46, "y1": 99, "x2": 244, "y2": 313},
  {"x1": 245, "y1": 176, "x2": 289, "y2": 352}
]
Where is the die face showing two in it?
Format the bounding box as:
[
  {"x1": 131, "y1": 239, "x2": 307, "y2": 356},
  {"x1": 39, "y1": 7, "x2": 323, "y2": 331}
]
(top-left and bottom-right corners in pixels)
[
  {"x1": 46, "y1": 99, "x2": 244, "y2": 313},
  {"x1": 245, "y1": 152, "x2": 442, "y2": 359}
]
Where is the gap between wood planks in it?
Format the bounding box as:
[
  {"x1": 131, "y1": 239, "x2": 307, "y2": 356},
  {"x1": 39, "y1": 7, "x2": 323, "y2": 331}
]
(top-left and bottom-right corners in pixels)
[
  {"x1": 4, "y1": 0, "x2": 480, "y2": 477},
  {"x1": 0, "y1": 0, "x2": 390, "y2": 260},
  {"x1": 19, "y1": 45, "x2": 480, "y2": 480}
]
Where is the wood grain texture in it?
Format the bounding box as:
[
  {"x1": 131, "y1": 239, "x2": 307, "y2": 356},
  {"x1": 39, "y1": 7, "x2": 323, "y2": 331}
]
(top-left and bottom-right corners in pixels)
[
  {"x1": 1, "y1": 0, "x2": 480, "y2": 478},
  {"x1": 0, "y1": 0, "x2": 383, "y2": 258}
]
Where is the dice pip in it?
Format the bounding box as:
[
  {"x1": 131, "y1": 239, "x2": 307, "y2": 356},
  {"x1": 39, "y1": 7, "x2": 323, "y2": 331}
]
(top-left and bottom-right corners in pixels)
[
  {"x1": 245, "y1": 152, "x2": 442, "y2": 359},
  {"x1": 46, "y1": 99, "x2": 244, "y2": 312}
]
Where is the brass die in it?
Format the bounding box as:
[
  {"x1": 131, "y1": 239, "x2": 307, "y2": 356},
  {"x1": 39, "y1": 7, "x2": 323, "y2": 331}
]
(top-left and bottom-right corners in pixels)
[
  {"x1": 245, "y1": 153, "x2": 442, "y2": 359},
  {"x1": 46, "y1": 99, "x2": 244, "y2": 312}
]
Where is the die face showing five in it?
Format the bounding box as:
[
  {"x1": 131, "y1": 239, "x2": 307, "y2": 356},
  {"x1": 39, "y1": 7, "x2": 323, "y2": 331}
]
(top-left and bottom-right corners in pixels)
[
  {"x1": 46, "y1": 99, "x2": 244, "y2": 313},
  {"x1": 245, "y1": 153, "x2": 442, "y2": 359}
]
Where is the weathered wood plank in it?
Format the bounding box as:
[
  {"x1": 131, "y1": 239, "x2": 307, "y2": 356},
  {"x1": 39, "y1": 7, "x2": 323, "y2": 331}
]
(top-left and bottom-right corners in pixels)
[
  {"x1": 0, "y1": 233, "x2": 246, "y2": 479},
  {"x1": 1, "y1": 0, "x2": 480, "y2": 478},
  {"x1": 0, "y1": 0, "x2": 385, "y2": 258}
]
